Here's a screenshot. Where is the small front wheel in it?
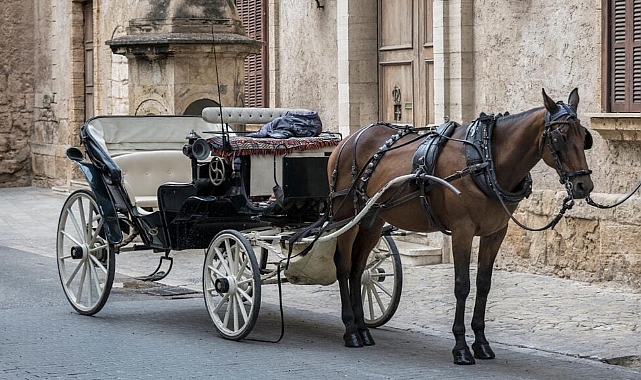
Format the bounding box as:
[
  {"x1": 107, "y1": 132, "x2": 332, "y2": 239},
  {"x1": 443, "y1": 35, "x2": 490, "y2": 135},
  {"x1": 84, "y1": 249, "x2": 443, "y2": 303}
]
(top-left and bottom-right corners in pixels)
[
  {"x1": 203, "y1": 230, "x2": 261, "y2": 340},
  {"x1": 361, "y1": 234, "x2": 403, "y2": 328},
  {"x1": 57, "y1": 189, "x2": 115, "y2": 315}
]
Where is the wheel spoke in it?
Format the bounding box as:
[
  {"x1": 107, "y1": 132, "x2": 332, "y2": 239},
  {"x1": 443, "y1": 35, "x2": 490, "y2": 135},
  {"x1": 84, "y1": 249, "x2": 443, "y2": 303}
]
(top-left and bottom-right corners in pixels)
[
  {"x1": 224, "y1": 239, "x2": 235, "y2": 275},
  {"x1": 367, "y1": 286, "x2": 376, "y2": 317},
  {"x1": 371, "y1": 284, "x2": 387, "y2": 314},
  {"x1": 223, "y1": 295, "x2": 232, "y2": 327},
  {"x1": 78, "y1": 198, "x2": 87, "y2": 239},
  {"x1": 90, "y1": 261, "x2": 103, "y2": 298},
  {"x1": 214, "y1": 247, "x2": 231, "y2": 275},
  {"x1": 88, "y1": 216, "x2": 104, "y2": 246},
  {"x1": 66, "y1": 258, "x2": 85, "y2": 287},
  {"x1": 207, "y1": 263, "x2": 226, "y2": 278},
  {"x1": 88, "y1": 253, "x2": 108, "y2": 275},
  {"x1": 67, "y1": 211, "x2": 85, "y2": 244},
  {"x1": 232, "y1": 296, "x2": 239, "y2": 331},
  {"x1": 235, "y1": 293, "x2": 249, "y2": 323},
  {"x1": 76, "y1": 260, "x2": 88, "y2": 303},
  {"x1": 60, "y1": 229, "x2": 83, "y2": 247},
  {"x1": 237, "y1": 286, "x2": 253, "y2": 303},
  {"x1": 373, "y1": 280, "x2": 393, "y2": 298},
  {"x1": 236, "y1": 254, "x2": 249, "y2": 281},
  {"x1": 213, "y1": 293, "x2": 230, "y2": 315}
]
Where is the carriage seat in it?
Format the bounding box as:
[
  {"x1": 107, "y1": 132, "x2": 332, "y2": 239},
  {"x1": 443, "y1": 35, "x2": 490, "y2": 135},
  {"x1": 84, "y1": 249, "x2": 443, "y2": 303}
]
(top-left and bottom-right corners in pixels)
[{"x1": 112, "y1": 151, "x2": 192, "y2": 209}]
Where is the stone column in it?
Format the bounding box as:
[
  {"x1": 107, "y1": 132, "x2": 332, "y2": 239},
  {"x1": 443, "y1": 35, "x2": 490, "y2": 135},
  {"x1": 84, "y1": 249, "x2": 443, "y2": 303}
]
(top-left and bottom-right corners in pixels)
[
  {"x1": 336, "y1": 0, "x2": 378, "y2": 136},
  {"x1": 433, "y1": 0, "x2": 475, "y2": 124}
]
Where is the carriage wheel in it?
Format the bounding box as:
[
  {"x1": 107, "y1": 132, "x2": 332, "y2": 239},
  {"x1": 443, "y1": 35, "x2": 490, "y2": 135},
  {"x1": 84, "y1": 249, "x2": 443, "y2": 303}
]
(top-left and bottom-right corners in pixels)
[
  {"x1": 56, "y1": 189, "x2": 115, "y2": 315},
  {"x1": 203, "y1": 230, "x2": 261, "y2": 340},
  {"x1": 361, "y1": 234, "x2": 403, "y2": 328}
]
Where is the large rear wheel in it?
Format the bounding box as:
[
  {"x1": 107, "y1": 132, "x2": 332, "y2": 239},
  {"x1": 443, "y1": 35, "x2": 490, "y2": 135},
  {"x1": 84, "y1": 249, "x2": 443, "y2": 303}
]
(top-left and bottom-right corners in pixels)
[
  {"x1": 57, "y1": 189, "x2": 115, "y2": 315},
  {"x1": 362, "y1": 234, "x2": 402, "y2": 328},
  {"x1": 203, "y1": 230, "x2": 261, "y2": 340}
]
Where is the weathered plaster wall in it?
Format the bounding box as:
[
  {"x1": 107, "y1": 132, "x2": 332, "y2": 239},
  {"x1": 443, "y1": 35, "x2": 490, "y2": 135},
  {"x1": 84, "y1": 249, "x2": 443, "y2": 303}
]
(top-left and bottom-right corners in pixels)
[
  {"x1": 0, "y1": 0, "x2": 35, "y2": 187},
  {"x1": 473, "y1": 1, "x2": 641, "y2": 288},
  {"x1": 272, "y1": 0, "x2": 338, "y2": 131}
]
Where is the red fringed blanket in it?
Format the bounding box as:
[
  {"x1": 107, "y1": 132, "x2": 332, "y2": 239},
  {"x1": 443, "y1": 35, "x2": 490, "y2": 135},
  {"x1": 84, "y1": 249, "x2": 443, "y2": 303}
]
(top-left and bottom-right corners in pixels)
[{"x1": 206, "y1": 133, "x2": 341, "y2": 157}]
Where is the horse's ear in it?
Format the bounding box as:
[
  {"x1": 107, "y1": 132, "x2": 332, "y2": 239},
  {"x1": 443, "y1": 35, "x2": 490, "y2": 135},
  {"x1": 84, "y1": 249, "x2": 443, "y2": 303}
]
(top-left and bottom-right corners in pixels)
[
  {"x1": 568, "y1": 88, "x2": 579, "y2": 110},
  {"x1": 542, "y1": 88, "x2": 559, "y2": 114}
]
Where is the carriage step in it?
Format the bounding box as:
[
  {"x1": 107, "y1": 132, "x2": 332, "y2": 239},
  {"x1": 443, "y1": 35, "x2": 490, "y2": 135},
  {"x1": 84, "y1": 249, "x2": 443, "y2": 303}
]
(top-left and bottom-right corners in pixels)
[{"x1": 395, "y1": 241, "x2": 442, "y2": 266}]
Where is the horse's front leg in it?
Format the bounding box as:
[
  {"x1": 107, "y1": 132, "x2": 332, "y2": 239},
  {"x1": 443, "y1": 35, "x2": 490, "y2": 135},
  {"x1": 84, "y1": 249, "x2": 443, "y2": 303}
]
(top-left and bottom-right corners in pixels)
[
  {"x1": 334, "y1": 226, "x2": 362, "y2": 347},
  {"x1": 471, "y1": 226, "x2": 508, "y2": 360},
  {"x1": 451, "y1": 230, "x2": 475, "y2": 365}
]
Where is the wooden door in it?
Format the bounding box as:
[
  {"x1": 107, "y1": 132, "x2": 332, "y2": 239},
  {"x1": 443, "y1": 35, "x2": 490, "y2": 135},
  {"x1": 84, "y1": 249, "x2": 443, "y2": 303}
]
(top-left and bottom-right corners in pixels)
[{"x1": 379, "y1": 0, "x2": 434, "y2": 126}]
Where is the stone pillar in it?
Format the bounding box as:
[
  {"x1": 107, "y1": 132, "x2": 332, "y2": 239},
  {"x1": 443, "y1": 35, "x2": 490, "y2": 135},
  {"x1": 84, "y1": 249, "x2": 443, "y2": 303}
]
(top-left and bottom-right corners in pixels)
[
  {"x1": 433, "y1": 0, "x2": 475, "y2": 124},
  {"x1": 336, "y1": 0, "x2": 378, "y2": 136}
]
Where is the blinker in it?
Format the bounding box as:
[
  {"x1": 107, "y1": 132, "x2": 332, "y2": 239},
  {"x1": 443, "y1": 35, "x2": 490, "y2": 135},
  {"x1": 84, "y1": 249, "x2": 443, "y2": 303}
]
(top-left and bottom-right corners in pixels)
[
  {"x1": 550, "y1": 128, "x2": 567, "y2": 152},
  {"x1": 584, "y1": 129, "x2": 593, "y2": 150}
]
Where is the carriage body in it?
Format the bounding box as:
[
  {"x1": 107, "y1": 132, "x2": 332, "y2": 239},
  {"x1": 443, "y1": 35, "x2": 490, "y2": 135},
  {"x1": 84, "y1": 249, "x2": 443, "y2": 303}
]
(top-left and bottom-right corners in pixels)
[{"x1": 57, "y1": 108, "x2": 403, "y2": 340}]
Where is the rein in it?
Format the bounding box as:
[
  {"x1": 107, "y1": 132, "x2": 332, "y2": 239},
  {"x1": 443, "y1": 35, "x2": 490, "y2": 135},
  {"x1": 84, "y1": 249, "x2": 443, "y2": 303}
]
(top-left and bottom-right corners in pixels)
[{"x1": 585, "y1": 179, "x2": 641, "y2": 209}]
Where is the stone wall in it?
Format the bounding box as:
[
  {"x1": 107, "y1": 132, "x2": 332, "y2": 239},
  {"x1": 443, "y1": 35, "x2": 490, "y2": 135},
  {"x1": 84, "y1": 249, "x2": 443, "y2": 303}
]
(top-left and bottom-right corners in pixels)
[
  {"x1": 473, "y1": 0, "x2": 641, "y2": 289},
  {"x1": 0, "y1": 0, "x2": 35, "y2": 187},
  {"x1": 271, "y1": 0, "x2": 340, "y2": 131}
]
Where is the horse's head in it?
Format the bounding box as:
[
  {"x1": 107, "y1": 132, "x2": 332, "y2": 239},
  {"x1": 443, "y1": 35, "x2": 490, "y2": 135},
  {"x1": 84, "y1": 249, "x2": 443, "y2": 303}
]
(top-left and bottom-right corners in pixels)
[{"x1": 540, "y1": 88, "x2": 594, "y2": 199}]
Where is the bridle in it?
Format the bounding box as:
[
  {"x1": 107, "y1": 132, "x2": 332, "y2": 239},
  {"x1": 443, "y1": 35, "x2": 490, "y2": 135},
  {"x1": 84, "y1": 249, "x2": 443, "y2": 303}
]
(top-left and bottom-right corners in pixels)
[
  {"x1": 499, "y1": 102, "x2": 593, "y2": 232},
  {"x1": 540, "y1": 101, "x2": 593, "y2": 186}
]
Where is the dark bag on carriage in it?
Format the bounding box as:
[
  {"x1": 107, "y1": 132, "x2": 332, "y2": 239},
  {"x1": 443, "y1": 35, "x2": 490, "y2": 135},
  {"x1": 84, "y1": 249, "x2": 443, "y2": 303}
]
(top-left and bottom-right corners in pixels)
[{"x1": 247, "y1": 111, "x2": 322, "y2": 139}]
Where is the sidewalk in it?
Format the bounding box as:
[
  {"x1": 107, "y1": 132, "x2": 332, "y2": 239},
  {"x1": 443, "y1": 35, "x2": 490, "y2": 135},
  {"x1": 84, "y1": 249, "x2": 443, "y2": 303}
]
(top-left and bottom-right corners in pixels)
[{"x1": 1, "y1": 187, "x2": 639, "y2": 369}]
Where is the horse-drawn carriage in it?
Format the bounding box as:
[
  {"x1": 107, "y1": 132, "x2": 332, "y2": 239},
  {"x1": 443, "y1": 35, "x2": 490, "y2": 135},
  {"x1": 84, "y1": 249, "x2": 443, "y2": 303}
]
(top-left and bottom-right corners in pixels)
[
  {"x1": 58, "y1": 89, "x2": 599, "y2": 364},
  {"x1": 56, "y1": 107, "x2": 404, "y2": 340}
]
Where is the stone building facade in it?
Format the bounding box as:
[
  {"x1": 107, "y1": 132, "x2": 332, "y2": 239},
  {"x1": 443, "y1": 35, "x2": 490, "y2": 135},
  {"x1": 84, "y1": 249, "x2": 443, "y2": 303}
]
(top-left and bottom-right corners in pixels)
[
  {"x1": 0, "y1": 0, "x2": 35, "y2": 187},
  {"x1": 0, "y1": 0, "x2": 639, "y2": 288}
]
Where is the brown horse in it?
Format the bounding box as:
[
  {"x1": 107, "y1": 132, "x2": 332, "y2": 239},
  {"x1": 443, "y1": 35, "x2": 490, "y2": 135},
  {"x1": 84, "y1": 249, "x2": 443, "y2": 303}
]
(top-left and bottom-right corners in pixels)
[{"x1": 326, "y1": 89, "x2": 593, "y2": 365}]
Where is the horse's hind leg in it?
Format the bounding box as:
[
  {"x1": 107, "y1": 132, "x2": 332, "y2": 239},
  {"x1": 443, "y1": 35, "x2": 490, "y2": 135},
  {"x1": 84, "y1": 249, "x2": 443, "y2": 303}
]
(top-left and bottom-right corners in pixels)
[
  {"x1": 348, "y1": 219, "x2": 385, "y2": 346},
  {"x1": 334, "y1": 225, "x2": 363, "y2": 347},
  {"x1": 471, "y1": 226, "x2": 508, "y2": 360}
]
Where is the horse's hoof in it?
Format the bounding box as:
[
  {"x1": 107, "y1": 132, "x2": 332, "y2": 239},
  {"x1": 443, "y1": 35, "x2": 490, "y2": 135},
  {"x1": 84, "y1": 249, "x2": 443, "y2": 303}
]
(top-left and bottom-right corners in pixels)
[
  {"x1": 358, "y1": 329, "x2": 375, "y2": 346},
  {"x1": 343, "y1": 332, "x2": 363, "y2": 348},
  {"x1": 452, "y1": 347, "x2": 476, "y2": 365},
  {"x1": 472, "y1": 342, "x2": 495, "y2": 359}
]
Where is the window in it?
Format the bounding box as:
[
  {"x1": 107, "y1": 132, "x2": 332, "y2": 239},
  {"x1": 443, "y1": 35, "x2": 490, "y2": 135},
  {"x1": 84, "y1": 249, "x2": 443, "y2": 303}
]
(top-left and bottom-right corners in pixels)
[
  {"x1": 604, "y1": 0, "x2": 641, "y2": 112},
  {"x1": 236, "y1": 0, "x2": 268, "y2": 107}
]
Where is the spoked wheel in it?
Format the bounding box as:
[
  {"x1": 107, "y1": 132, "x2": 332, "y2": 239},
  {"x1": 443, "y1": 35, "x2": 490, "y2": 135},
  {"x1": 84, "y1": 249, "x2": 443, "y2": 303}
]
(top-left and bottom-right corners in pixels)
[
  {"x1": 362, "y1": 234, "x2": 403, "y2": 328},
  {"x1": 57, "y1": 189, "x2": 115, "y2": 315},
  {"x1": 203, "y1": 230, "x2": 261, "y2": 340}
]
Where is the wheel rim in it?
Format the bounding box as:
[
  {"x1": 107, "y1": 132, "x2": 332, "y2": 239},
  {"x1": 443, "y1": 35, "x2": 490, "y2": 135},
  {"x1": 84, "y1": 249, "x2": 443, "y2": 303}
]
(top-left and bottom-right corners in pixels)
[
  {"x1": 362, "y1": 235, "x2": 402, "y2": 327},
  {"x1": 57, "y1": 190, "x2": 114, "y2": 315},
  {"x1": 203, "y1": 230, "x2": 261, "y2": 340}
]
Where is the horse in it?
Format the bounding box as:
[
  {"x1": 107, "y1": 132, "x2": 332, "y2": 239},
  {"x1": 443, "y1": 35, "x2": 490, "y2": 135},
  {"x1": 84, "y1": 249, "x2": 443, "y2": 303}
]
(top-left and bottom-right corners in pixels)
[{"x1": 326, "y1": 89, "x2": 594, "y2": 365}]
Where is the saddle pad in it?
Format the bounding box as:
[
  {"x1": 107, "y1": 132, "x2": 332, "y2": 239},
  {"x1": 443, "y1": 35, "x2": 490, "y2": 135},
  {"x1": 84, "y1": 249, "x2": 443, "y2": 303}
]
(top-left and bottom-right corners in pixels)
[{"x1": 411, "y1": 122, "x2": 458, "y2": 176}]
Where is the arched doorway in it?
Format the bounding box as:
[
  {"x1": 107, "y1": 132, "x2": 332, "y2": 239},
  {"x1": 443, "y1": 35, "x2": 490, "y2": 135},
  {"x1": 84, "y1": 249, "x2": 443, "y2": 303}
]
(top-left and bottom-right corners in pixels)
[{"x1": 184, "y1": 99, "x2": 220, "y2": 116}]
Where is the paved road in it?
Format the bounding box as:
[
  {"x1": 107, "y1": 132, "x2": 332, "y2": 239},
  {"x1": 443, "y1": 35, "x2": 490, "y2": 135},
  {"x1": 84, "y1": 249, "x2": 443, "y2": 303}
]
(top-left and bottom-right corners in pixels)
[{"x1": 1, "y1": 187, "x2": 641, "y2": 379}]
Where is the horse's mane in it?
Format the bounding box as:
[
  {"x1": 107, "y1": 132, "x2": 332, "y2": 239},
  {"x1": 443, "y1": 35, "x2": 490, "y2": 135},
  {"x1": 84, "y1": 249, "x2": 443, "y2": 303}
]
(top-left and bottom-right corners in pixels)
[{"x1": 494, "y1": 106, "x2": 544, "y2": 126}]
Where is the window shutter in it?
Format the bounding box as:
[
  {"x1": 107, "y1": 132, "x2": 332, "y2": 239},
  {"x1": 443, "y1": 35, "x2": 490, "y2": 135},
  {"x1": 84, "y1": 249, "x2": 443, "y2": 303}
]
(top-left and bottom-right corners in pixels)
[
  {"x1": 610, "y1": 0, "x2": 641, "y2": 112},
  {"x1": 236, "y1": 0, "x2": 268, "y2": 108}
]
